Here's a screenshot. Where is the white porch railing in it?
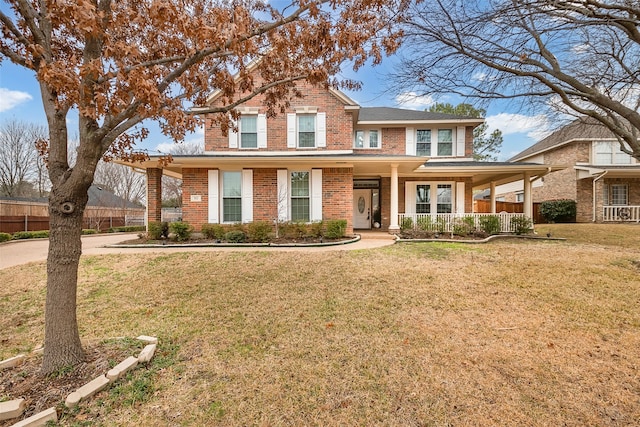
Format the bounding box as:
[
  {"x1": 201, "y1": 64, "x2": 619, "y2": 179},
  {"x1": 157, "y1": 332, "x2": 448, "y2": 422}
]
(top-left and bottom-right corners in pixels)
[
  {"x1": 603, "y1": 205, "x2": 640, "y2": 222},
  {"x1": 398, "y1": 212, "x2": 532, "y2": 234}
]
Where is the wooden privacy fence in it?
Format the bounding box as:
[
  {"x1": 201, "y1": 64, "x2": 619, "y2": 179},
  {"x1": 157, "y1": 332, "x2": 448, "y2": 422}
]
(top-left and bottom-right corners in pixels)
[
  {"x1": 473, "y1": 200, "x2": 545, "y2": 224},
  {"x1": 0, "y1": 215, "x2": 145, "y2": 234}
]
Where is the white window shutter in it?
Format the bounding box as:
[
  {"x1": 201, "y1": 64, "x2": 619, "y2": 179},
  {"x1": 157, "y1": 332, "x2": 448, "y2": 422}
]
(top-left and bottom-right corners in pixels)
[
  {"x1": 287, "y1": 113, "x2": 296, "y2": 148},
  {"x1": 405, "y1": 127, "x2": 415, "y2": 155},
  {"x1": 257, "y1": 114, "x2": 267, "y2": 148},
  {"x1": 311, "y1": 169, "x2": 323, "y2": 221},
  {"x1": 228, "y1": 117, "x2": 238, "y2": 148},
  {"x1": 208, "y1": 170, "x2": 219, "y2": 223},
  {"x1": 405, "y1": 182, "x2": 416, "y2": 214},
  {"x1": 277, "y1": 169, "x2": 289, "y2": 221},
  {"x1": 242, "y1": 169, "x2": 253, "y2": 223},
  {"x1": 316, "y1": 112, "x2": 326, "y2": 148},
  {"x1": 456, "y1": 182, "x2": 465, "y2": 214},
  {"x1": 456, "y1": 126, "x2": 466, "y2": 157}
]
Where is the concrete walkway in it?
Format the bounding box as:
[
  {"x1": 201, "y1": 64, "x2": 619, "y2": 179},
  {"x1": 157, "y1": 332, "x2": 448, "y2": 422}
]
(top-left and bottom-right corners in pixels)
[{"x1": 0, "y1": 232, "x2": 396, "y2": 270}]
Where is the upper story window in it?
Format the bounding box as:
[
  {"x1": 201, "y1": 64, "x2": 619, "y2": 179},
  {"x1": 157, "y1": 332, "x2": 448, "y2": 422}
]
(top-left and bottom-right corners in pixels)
[
  {"x1": 228, "y1": 110, "x2": 266, "y2": 149},
  {"x1": 409, "y1": 127, "x2": 461, "y2": 157},
  {"x1": 354, "y1": 129, "x2": 381, "y2": 149},
  {"x1": 437, "y1": 129, "x2": 453, "y2": 156},
  {"x1": 287, "y1": 109, "x2": 326, "y2": 149},
  {"x1": 594, "y1": 141, "x2": 633, "y2": 165},
  {"x1": 240, "y1": 116, "x2": 258, "y2": 148},
  {"x1": 416, "y1": 130, "x2": 431, "y2": 156}
]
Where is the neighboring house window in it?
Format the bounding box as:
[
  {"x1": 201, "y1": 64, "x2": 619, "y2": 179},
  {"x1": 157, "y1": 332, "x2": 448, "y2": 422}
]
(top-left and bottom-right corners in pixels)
[
  {"x1": 515, "y1": 193, "x2": 524, "y2": 203},
  {"x1": 240, "y1": 115, "x2": 258, "y2": 148},
  {"x1": 416, "y1": 130, "x2": 431, "y2": 156},
  {"x1": 354, "y1": 129, "x2": 381, "y2": 149},
  {"x1": 437, "y1": 129, "x2": 453, "y2": 156},
  {"x1": 594, "y1": 141, "x2": 633, "y2": 165},
  {"x1": 290, "y1": 171, "x2": 310, "y2": 221},
  {"x1": 222, "y1": 171, "x2": 242, "y2": 222},
  {"x1": 605, "y1": 184, "x2": 628, "y2": 205},
  {"x1": 411, "y1": 182, "x2": 453, "y2": 214}
]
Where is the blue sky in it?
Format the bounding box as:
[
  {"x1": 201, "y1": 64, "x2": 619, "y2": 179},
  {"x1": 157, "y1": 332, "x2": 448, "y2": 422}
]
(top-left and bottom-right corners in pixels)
[{"x1": 0, "y1": 8, "x2": 552, "y2": 161}]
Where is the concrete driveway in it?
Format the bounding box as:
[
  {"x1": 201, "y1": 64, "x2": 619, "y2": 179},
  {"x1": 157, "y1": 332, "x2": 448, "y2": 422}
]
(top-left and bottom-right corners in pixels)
[{"x1": 0, "y1": 232, "x2": 396, "y2": 270}]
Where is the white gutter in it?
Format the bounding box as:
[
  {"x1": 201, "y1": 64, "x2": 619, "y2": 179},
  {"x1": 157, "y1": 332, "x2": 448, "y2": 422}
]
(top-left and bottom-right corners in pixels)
[{"x1": 592, "y1": 170, "x2": 608, "y2": 222}]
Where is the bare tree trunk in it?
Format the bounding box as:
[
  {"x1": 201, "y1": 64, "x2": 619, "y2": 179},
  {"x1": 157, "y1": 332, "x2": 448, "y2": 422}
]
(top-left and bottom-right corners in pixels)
[{"x1": 41, "y1": 184, "x2": 89, "y2": 374}]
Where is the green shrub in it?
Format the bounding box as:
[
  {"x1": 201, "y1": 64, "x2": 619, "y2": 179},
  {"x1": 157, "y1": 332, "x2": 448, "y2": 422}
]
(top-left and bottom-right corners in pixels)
[
  {"x1": 169, "y1": 221, "x2": 193, "y2": 241},
  {"x1": 416, "y1": 216, "x2": 433, "y2": 231},
  {"x1": 324, "y1": 219, "x2": 347, "y2": 239},
  {"x1": 148, "y1": 221, "x2": 169, "y2": 240},
  {"x1": 510, "y1": 216, "x2": 533, "y2": 235},
  {"x1": 247, "y1": 221, "x2": 272, "y2": 242},
  {"x1": 12, "y1": 230, "x2": 49, "y2": 240},
  {"x1": 82, "y1": 229, "x2": 98, "y2": 235},
  {"x1": 400, "y1": 217, "x2": 414, "y2": 231},
  {"x1": 280, "y1": 222, "x2": 307, "y2": 239},
  {"x1": 202, "y1": 223, "x2": 226, "y2": 240},
  {"x1": 0, "y1": 232, "x2": 11, "y2": 243},
  {"x1": 224, "y1": 230, "x2": 246, "y2": 243},
  {"x1": 452, "y1": 216, "x2": 476, "y2": 236},
  {"x1": 478, "y1": 215, "x2": 501, "y2": 235},
  {"x1": 108, "y1": 226, "x2": 146, "y2": 233},
  {"x1": 308, "y1": 220, "x2": 324, "y2": 238},
  {"x1": 540, "y1": 199, "x2": 577, "y2": 223}
]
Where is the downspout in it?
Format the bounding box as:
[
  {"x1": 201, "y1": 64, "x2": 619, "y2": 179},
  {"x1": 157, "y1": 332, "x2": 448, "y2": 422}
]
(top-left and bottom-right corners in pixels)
[{"x1": 592, "y1": 170, "x2": 608, "y2": 222}]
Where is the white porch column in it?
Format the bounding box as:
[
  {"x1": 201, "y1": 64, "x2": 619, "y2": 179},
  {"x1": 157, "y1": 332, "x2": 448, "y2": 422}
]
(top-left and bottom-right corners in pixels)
[
  {"x1": 523, "y1": 172, "x2": 532, "y2": 218},
  {"x1": 490, "y1": 181, "x2": 497, "y2": 214},
  {"x1": 389, "y1": 164, "x2": 400, "y2": 231}
]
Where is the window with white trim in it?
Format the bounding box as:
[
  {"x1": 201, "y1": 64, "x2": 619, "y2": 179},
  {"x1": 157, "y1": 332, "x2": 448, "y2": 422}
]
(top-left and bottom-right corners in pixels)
[
  {"x1": 354, "y1": 129, "x2": 381, "y2": 149},
  {"x1": 240, "y1": 115, "x2": 257, "y2": 148},
  {"x1": 604, "y1": 183, "x2": 628, "y2": 205},
  {"x1": 407, "y1": 182, "x2": 454, "y2": 214},
  {"x1": 222, "y1": 171, "x2": 242, "y2": 222},
  {"x1": 287, "y1": 111, "x2": 326, "y2": 149},
  {"x1": 290, "y1": 171, "x2": 310, "y2": 221},
  {"x1": 594, "y1": 141, "x2": 633, "y2": 165},
  {"x1": 416, "y1": 130, "x2": 431, "y2": 156},
  {"x1": 437, "y1": 129, "x2": 453, "y2": 156}
]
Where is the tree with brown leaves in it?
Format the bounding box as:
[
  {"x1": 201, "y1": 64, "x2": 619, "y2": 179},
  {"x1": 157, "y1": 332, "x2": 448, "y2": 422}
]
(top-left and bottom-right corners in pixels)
[{"x1": 0, "y1": 0, "x2": 404, "y2": 374}]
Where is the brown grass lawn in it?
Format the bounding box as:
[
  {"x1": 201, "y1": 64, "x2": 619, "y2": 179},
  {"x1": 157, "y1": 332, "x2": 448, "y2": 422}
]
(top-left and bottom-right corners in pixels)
[{"x1": 1, "y1": 224, "x2": 639, "y2": 426}]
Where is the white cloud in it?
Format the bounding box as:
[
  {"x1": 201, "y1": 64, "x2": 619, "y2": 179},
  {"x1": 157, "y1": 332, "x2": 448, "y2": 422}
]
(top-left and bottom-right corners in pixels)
[
  {"x1": 394, "y1": 92, "x2": 435, "y2": 110},
  {"x1": 485, "y1": 112, "x2": 553, "y2": 141},
  {"x1": 0, "y1": 88, "x2": 32, "y2": 112}
]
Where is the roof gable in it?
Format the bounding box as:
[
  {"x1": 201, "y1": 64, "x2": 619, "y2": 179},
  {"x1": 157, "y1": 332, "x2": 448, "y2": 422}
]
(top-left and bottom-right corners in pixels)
[{"x1": 510, "y1": 117, "x2": 617, "y2": 161}]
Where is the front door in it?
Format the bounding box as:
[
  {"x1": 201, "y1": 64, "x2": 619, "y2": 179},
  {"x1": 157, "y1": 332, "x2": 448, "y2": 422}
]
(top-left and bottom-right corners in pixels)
[{"x1": 353, "y1": 189, "x2": 371, "y2": 229}]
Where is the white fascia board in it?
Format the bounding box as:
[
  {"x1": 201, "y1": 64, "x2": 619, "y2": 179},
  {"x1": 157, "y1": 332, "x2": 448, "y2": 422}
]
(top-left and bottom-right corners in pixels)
[{"x1": 202, "y1": 150, "x2": 354, "y2": 156}]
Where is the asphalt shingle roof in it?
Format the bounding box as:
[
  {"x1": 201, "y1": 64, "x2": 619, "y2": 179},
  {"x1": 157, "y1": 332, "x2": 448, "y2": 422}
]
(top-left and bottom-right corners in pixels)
[
  {"x1": 358, "y1": 107, "x2": 478, "y2": 122},
  {"x1": 509, "y1": 117, "x2": 618, "y2": 162}
]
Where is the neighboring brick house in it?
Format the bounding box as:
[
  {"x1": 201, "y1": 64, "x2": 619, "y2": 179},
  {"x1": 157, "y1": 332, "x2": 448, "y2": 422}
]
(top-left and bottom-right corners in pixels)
[
  {"x1": 508, "y1": 117, "x2": 640, "y2": 223},
  {"x1": 124, "y1": 77, "x2": 559, "y2": 234}
]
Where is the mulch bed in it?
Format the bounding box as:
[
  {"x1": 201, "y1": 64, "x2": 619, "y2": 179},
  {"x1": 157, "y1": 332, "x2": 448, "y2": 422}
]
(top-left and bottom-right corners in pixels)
[{"x1": 0, "y1": 344, "x2": 132, "y2": 426}]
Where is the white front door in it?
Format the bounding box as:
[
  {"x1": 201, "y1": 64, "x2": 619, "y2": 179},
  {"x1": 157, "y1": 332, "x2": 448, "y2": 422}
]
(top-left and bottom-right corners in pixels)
[{"x1": 353, "y1": 189, "x2": 371, "y2": 229}]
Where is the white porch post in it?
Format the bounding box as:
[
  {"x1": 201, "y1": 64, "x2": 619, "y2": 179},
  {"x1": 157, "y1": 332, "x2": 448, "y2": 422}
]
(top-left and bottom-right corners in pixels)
[
  {"x1": 389, "y1": 164, "x2": 400, "y2": 232},
  {"x1": 490, "y1": 181, "x2": 496, "y2": 214},
  {"x1": 523, "y1": 172, "x2": 532, "y2": 218}
]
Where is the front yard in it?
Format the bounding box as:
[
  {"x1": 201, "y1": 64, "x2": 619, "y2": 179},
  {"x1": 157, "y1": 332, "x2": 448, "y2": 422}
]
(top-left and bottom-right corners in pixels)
[{"x1": 1, "y1": 224, "x2": 639, "y2": 426}]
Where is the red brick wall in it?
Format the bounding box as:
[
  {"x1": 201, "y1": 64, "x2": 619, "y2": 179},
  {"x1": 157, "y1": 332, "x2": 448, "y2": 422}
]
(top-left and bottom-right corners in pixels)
[
  {"x1": 205, "y1": 80, "x2": 354, "y2": 152},
  {"x1": 181, "y1": 168, "x2": 209, "y2": 230},
  {"x1": 322, "y1": 167, "x2": 353, "y2": 235},
  {"x1": 253, "y1": 168, "x2": 278, "y2": 222},
  {"x1": 146, "y1": 168, "x2": 162, "y2": 224}
]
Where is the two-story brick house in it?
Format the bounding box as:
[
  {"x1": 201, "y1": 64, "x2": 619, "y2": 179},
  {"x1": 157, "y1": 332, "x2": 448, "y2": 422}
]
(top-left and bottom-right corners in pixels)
[
  {"x1": 509, "y1": 117, "x2": 640, "y2": 222},
  {"x1": 127, "y1": 79, "x2": 559, "y2": 234}
]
